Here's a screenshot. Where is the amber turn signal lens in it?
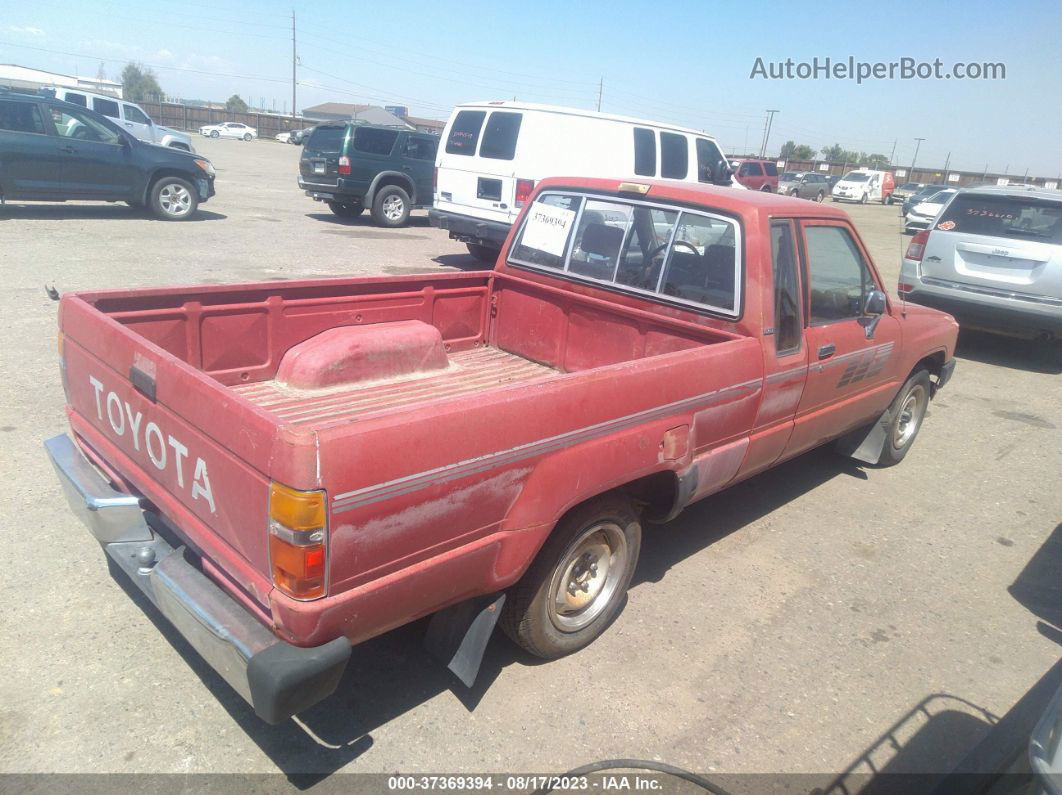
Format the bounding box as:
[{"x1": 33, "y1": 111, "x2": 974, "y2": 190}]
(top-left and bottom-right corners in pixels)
[
  {"x1": 269, "y1": 482, "x2": 326, "y2": 533},
  {"x1": 268, "y1": 482, "x2": 327, "y2": 600}
]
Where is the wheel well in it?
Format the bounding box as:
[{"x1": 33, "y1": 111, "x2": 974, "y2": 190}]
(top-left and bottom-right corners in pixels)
[
  {"x1": 373, "y1": 174, "x2": 416, "y2": 204},
  {"x1": 144, "y1": 169, "x2": 196, "y2": 203},
  {"x1": 618, "y1": 470, "x2": 681, "y2": 523},
  {"x1": 168, "y1": 142, "x2": 191, "y2": 151},
  {"x1": 914, "y1": 351, "x2": 945, "y2": 379}
]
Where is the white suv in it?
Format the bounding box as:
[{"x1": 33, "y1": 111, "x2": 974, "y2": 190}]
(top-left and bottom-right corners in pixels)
[{"x1": 50, "y1": 87, "x2": 195, "y2": 152}]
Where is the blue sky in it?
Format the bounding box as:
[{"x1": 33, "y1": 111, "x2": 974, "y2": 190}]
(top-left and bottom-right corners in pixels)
[{"x1": 3, "y1": 0, "x2": 1060, "y2": 176}]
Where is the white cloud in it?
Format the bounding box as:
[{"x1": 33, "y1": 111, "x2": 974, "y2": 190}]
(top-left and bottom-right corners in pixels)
[
  {"x1": 6, "y1": 25, "x2": 45, "y2": 37},
  {"x1": 154, "y1": 49, "x2": 173, "y2": 61}
]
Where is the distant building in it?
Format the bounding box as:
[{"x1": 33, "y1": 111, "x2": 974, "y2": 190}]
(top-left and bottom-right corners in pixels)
[
  {"x1": 401, "y1": 115, "x2": 446, "y2": 135},
  {"x1": 301, "y1": 102, "x2": 412, "y2": 128},
  {"x1": 0, "y1": 64, "x2": 123, "y2": 97}
]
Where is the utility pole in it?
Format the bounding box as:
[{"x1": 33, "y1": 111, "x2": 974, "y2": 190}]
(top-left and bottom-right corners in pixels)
[
  {"x1": 942, "y1": 151, "x2": 951, "y2": 181},
  {"x1": 291, "y1": 11, "x2": 297, "y2": 120},
  {"x1": 888, "y1": 138, "x2": 896, "y2": 166},
  {"x1": 596, "y1": 77, "x2": 603, "y2": 112},
  {"x1": 910, "y1": 137, "x2": 925, "y2": 177},
  {"x1": 759, "y1": 109, "x2": 779, "y2": 157}
]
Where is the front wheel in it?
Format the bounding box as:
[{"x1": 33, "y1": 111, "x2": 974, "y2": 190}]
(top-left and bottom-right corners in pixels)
[
  {"x1": 760, "y1": 185, "x2": 773, "y2": 192},
  {"x1": 210, "y1": 130, "x2": 220, "y2": 138},
  {"x1": 878, "y1": 369, "x2": 931, "y2": 466},
  {"x1": 860, "y1": 193, "x2": 868, "y2": 204},
  {"x1": 501, "y1": 494, "x2": 641, "y2": 659},
  {"x1": 243, "y1": 133, "x2": 252, "y2": 142},
  {"x1": 371, "y1": 185, "x2": 411, "y2": 227},
  {"x1": 816, "y1": 191, "x2": 825, "y2": 202},
  {"x1": 149, "y1": 176, "x2": 199, "y2": 221}
]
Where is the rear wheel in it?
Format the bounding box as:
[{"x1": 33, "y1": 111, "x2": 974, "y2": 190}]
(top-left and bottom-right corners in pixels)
[
  {"x1": 466, "y1": 242, "x2": 499, "y2": 265},
  {"x1": 328, "y1": 201, "x2": 363, "y2": 218},
  {"x1": 149, "y1": 176, "x2": 198, "y2": 221},
  {"x1": 816, "y1": 190, "x2": 825, "y2": 202},
  {"x1": 860, "y1": 192, "x2": 869, "y2": 204},
  {"x1": 760, "y1": 185, "x2": 773, "y2": 192},
  {"x1": 501, "y1": 494, "x2": 641, "y2": 659},
  {"x1": 243, "y1": 133, "x2": 252, "y2": 142},
  {"x1": 371, "y1": 185, "x2": 411, "y2": 227},
  {"x1": 878, "y1": 369, "x2": 931, "y2": 466}
]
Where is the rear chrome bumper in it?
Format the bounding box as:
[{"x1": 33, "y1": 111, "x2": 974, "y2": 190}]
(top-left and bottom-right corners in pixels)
[
  {"x1": 429, "y1": 209, "x2": 510, "y2": 246},
  {"x1": 45, "y1": 433, "x2": 350, "y2": 724}
]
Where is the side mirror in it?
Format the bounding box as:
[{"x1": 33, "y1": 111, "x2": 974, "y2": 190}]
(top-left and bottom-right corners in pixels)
[{"x1": 861, "y1": 289, "x2": 887, "y2": 339}]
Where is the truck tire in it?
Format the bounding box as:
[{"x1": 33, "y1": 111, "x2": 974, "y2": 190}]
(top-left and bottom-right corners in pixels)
[
  {"x1": 328, "y1": 201, "x2": 363, "y2": 219},
  {"x1": 371, "y1": 185, "x2": 411, "y2": 228},
  {"x1": 877, "y1": 369, "x2": 931, "y2": 466},
  {"x1": 149, "y1": 176, "x2": 198, "y2": 221},
  {"x1": 500, "y1": 494, "x2": 641, "y2": 659},
  {"x1": 466, "y1": 242, "x2": 499, "y2": 265}
]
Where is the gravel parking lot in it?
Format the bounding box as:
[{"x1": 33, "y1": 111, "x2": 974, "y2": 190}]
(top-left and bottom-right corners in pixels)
[{"x1": 1, "y1": 137, "x2": 1058, "y2": 788}]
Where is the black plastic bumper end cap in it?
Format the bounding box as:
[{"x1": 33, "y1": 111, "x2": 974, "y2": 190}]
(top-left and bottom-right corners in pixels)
[{"x1": 247, "y1": 636, "x2": 351, "y2": 724}]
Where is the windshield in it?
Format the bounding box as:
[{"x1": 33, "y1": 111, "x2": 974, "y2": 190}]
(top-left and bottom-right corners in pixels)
[
  {"x1": 936, "y1": 194, "x2": 1062, "y2": 242},
  {"x1": 899, "y1": 183, "x2": 921, "y2": 190},
  {"x1": 925, "y1": 191, "x2": 955, "y2": 203},
  {"x1": 842, "y1": 172, "x2": 870, "y2": 182}
]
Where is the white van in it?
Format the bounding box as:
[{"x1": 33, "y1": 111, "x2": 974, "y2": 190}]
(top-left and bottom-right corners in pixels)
[
  {"x1": 49, "y1": 87, "x2": 195, "y2": 152},
  {"x1": 430, "y1": 101, "x2": 740, "y2": 261},
  {"x1": 831, "y1": 169, "x2": 895, "y2": 204}
]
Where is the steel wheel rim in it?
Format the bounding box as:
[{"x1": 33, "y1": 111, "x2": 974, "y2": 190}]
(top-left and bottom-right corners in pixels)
[
  {"x1": 159, "y1": 184, "x2": 192, "y2": 217},
  {"x1": 893, "y1": 385, "x2": 926, "y2": 448},
  {"x1": 382, "y1": 195, "x2": 404, "y2": 221},
  {"x1": 548, "y1": 521, "x2": 628, "y2": 633}
]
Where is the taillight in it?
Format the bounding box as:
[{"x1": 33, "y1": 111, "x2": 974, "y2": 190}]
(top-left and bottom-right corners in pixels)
[
  {"x1": 268, "y1": 482, "x2": 327, "y2": 600},
  {"x1": 905, "y1": 229, "x2": 930, "y2": 261},
  {"x1": 515, "y1": 178, "x2": 534, "y2": 208},
  {"x1": 338, "y1": 156, "x2": 351, "y2": 176}
]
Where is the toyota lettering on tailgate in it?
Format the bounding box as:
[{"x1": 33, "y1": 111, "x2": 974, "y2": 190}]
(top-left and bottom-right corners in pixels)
[{"x1": 88, "y1": 375, "x2": 216, "y2": 513}]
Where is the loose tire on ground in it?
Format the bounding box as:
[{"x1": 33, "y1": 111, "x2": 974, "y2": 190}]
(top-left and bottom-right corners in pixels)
[
  {"x1": 149, "y1": 176, "x2": 198, "y2": 221},
  {"x1": 500, "y1": 494, "x2": 641, "y2": 659},
  {"x1": 371, "y1": 185, "x2": 411, "y2": 228},
  {"x1": 877, "y1": 368, "x2": 932, "y2": 466},
  {"x1": 328, "y1": 201, "x2": 363, "y2": 219},
  {"x1": 466, "y1": 242, "x2": 499, "y2": 265}
]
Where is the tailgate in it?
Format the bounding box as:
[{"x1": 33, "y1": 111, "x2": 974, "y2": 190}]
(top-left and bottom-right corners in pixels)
[
  {"x1": 59, "y1": 296, "x2": 284, "y2": 592},
  {"x1": 923, "y1": 193, "x2": 1062, "y2": 299}
]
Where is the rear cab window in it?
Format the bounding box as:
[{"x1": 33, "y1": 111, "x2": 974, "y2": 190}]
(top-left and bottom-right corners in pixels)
[
  {"x1": 935, "y1": 193, "x2": 1062, "y2": 244},
  {"x1": 508, "y1": 190, "x2": 741, "y2": 317},
  {"x1": 445, "y1": 110, "x2": 486, "y2": 156},
  {"x1": 479, "y1": 112, "x2": 521, "y2": 160}
]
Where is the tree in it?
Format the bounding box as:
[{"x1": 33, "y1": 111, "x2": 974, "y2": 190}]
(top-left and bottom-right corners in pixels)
[
  {"x1": 865, "y1": 153, "x2": 890, "y2": 168},
  {"x1": 225, "y1": 94, "x2": 249, "y2": 113},
  {"x1": 96, "y1": 62, "x2": 106, "y2": 82},
  {"x1": 820, "y1": 143, "x2": 846, "y2": 163},
  {"x1": 121, "y1": 62, "x2": 162, "y2": 102},
  {"x1": 779, "y1": 140, "x2": 816, "y2": 160}
]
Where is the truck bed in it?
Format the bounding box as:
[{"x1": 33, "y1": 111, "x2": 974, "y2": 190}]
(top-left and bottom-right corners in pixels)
[{"x1": 233, "y1": 346, "x2": 558, "y2": 430}]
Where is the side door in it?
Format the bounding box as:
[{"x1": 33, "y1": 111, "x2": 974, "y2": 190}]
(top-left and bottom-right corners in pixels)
[
  {"x1": 50, "y1": 105, "x2": 138, "y2": 199},
  {"x1": 119, "y1": 102, "x2": 155, "y2": 144},
  {"x1": 738, "y1": 218, "x2": 811, "y2": 478},
  {"x1": 402, "y1": 134, "x2": 437, "y2": 206},
  {"x1": 785, "y1": 220, "x2": 902, "y2": 455},
  {"x1": 0, "y1": 98, "x2": 63, "y2": 197},
  {"x1": 350, "y1": 127, "x2": 400, "y2": 195}
]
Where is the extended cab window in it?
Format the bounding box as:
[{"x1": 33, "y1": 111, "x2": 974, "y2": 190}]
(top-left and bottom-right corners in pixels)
[
  {"x1": 0, "y1": 100, "x2": 46, "y2": 134},
  {"x1": 804, "y1": 225, "x2": 874, "y2": 323},
  {"x1": 633, "y1": 128, "x2": 656, "y2": 177},
  {"x1": 770, "y1": 221, "x2": 802, "y2": 353},
  {"x1": 92, "y1": 97, "x2": 120, "y2": 119},
  {"x1": 479, "y1": 112, "x2": 521, "y2": 160},
  {"x1": 404, "y1": 136, "x2": 437, "y2": 161},
  {"x1": 660, "y1": 132, "x2": 688, "y2": 179},
  {"x1": 445, "y1": 110, "x2": 485, "y2": 155},
  {"x1": 510, "y1": 192, "x2": 740, "y2": 317},
  {"x1": 353, "y1": 127, "x2": 398, "y2": 156}
]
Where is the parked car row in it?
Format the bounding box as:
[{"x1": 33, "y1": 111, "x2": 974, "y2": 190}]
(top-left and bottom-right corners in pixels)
[{"x1": 0, "y1": 88, "x2": 215, "y2": 220}]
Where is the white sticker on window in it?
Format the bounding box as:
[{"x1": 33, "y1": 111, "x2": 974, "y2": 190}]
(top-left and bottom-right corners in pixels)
[{"x1": 520, "y1": 203, "x2": 576, "y2": 257}]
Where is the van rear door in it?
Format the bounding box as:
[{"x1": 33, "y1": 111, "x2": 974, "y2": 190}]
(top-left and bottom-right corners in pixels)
[
  {"x1": 436, "y1": 109, "x2": 523, "y2": 224},
  {"x1": 920, "y1": 192, "x2": 1062, "y2": 300}
]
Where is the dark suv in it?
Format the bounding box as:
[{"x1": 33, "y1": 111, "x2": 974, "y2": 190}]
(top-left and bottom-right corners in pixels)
[
  {"x1": 0, "y1": 90, "x2": 215, "y2": 220},
  {"x1": 299, "y1": 123, "x2": 437, "y2": 227}
]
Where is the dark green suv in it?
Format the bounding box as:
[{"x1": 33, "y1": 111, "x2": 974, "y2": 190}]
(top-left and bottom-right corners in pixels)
[
  {"x1": 298, "y1": 123, "x2": 437, "y2": 228},
  {"x1": 0, "y1": 90, "x2": 215, "y2": 220}
]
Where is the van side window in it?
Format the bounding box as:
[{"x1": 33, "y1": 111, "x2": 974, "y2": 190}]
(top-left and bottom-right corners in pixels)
[
  {"x1": 92, "y1": 97, "x2": 120, "y2": 119},
  {"x1": 404, "y1": 136, "x2": 437, "y2": 161},
  {"x1": 660, "y1": 132, "x2": 689, "y2": 179},
  {"x1": 804, "y1": 225, "x2": 874, "y2": 324},
  {"x1": 633, "y1": 128, "x2": 656, "y2": 177},
  {"x1": 123, "y1": 104, "x2": 150, "y2": 125},
  {"x1": 0, "y1": 100, "x2": 46, "y2": 134},
  {"x1": 445, "y1": 110, "x2": 485, "y2": 156},
  {"x1": 479, "y1": 112, "x2": 521, "y2": 160},
  {"x1": 770, "y1": 221, "x2": 802, "y2": 353},
  {"x1": 64, "y1": 93, "x2": 87, "y2": 107},
  {"x1": 352, "y1": 127, "x2": 399, "y2": 156}
]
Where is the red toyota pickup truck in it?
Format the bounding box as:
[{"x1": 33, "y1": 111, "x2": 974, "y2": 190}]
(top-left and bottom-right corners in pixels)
[{"x1": 46, "y1": 177, "x2": 957, "y2": 724}]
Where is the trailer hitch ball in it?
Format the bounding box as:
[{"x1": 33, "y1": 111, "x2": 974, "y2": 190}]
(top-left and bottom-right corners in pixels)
[{"x1": 136, "y1": 546, "x2": 157, "y2": 574}]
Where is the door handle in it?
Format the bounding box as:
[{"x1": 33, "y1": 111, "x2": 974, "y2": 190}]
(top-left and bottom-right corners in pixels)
[
  {"x1": 818, "y1": 343, "x2": 836, "y2": 360},
  {"x1": 60, "y1": 145, "x2": 76, "y2": 153},
  {"x1": 124, "y1": 122, "x2": 133, "y2": 128}
]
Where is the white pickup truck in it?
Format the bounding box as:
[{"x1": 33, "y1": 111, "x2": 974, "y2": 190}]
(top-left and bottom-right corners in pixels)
[{"x1": 50, "y1": 87, "x2": 196, "y2": 152}]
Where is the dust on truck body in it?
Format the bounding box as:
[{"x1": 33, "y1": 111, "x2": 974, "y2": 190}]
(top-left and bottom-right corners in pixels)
[{"x1": 46, "y1": 176, "x2": 959, "y2": 723}]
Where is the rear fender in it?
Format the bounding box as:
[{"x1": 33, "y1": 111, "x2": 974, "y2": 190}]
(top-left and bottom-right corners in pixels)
[{"x1": 366, "y1": 171, "x2": 416, "y2": 206}]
